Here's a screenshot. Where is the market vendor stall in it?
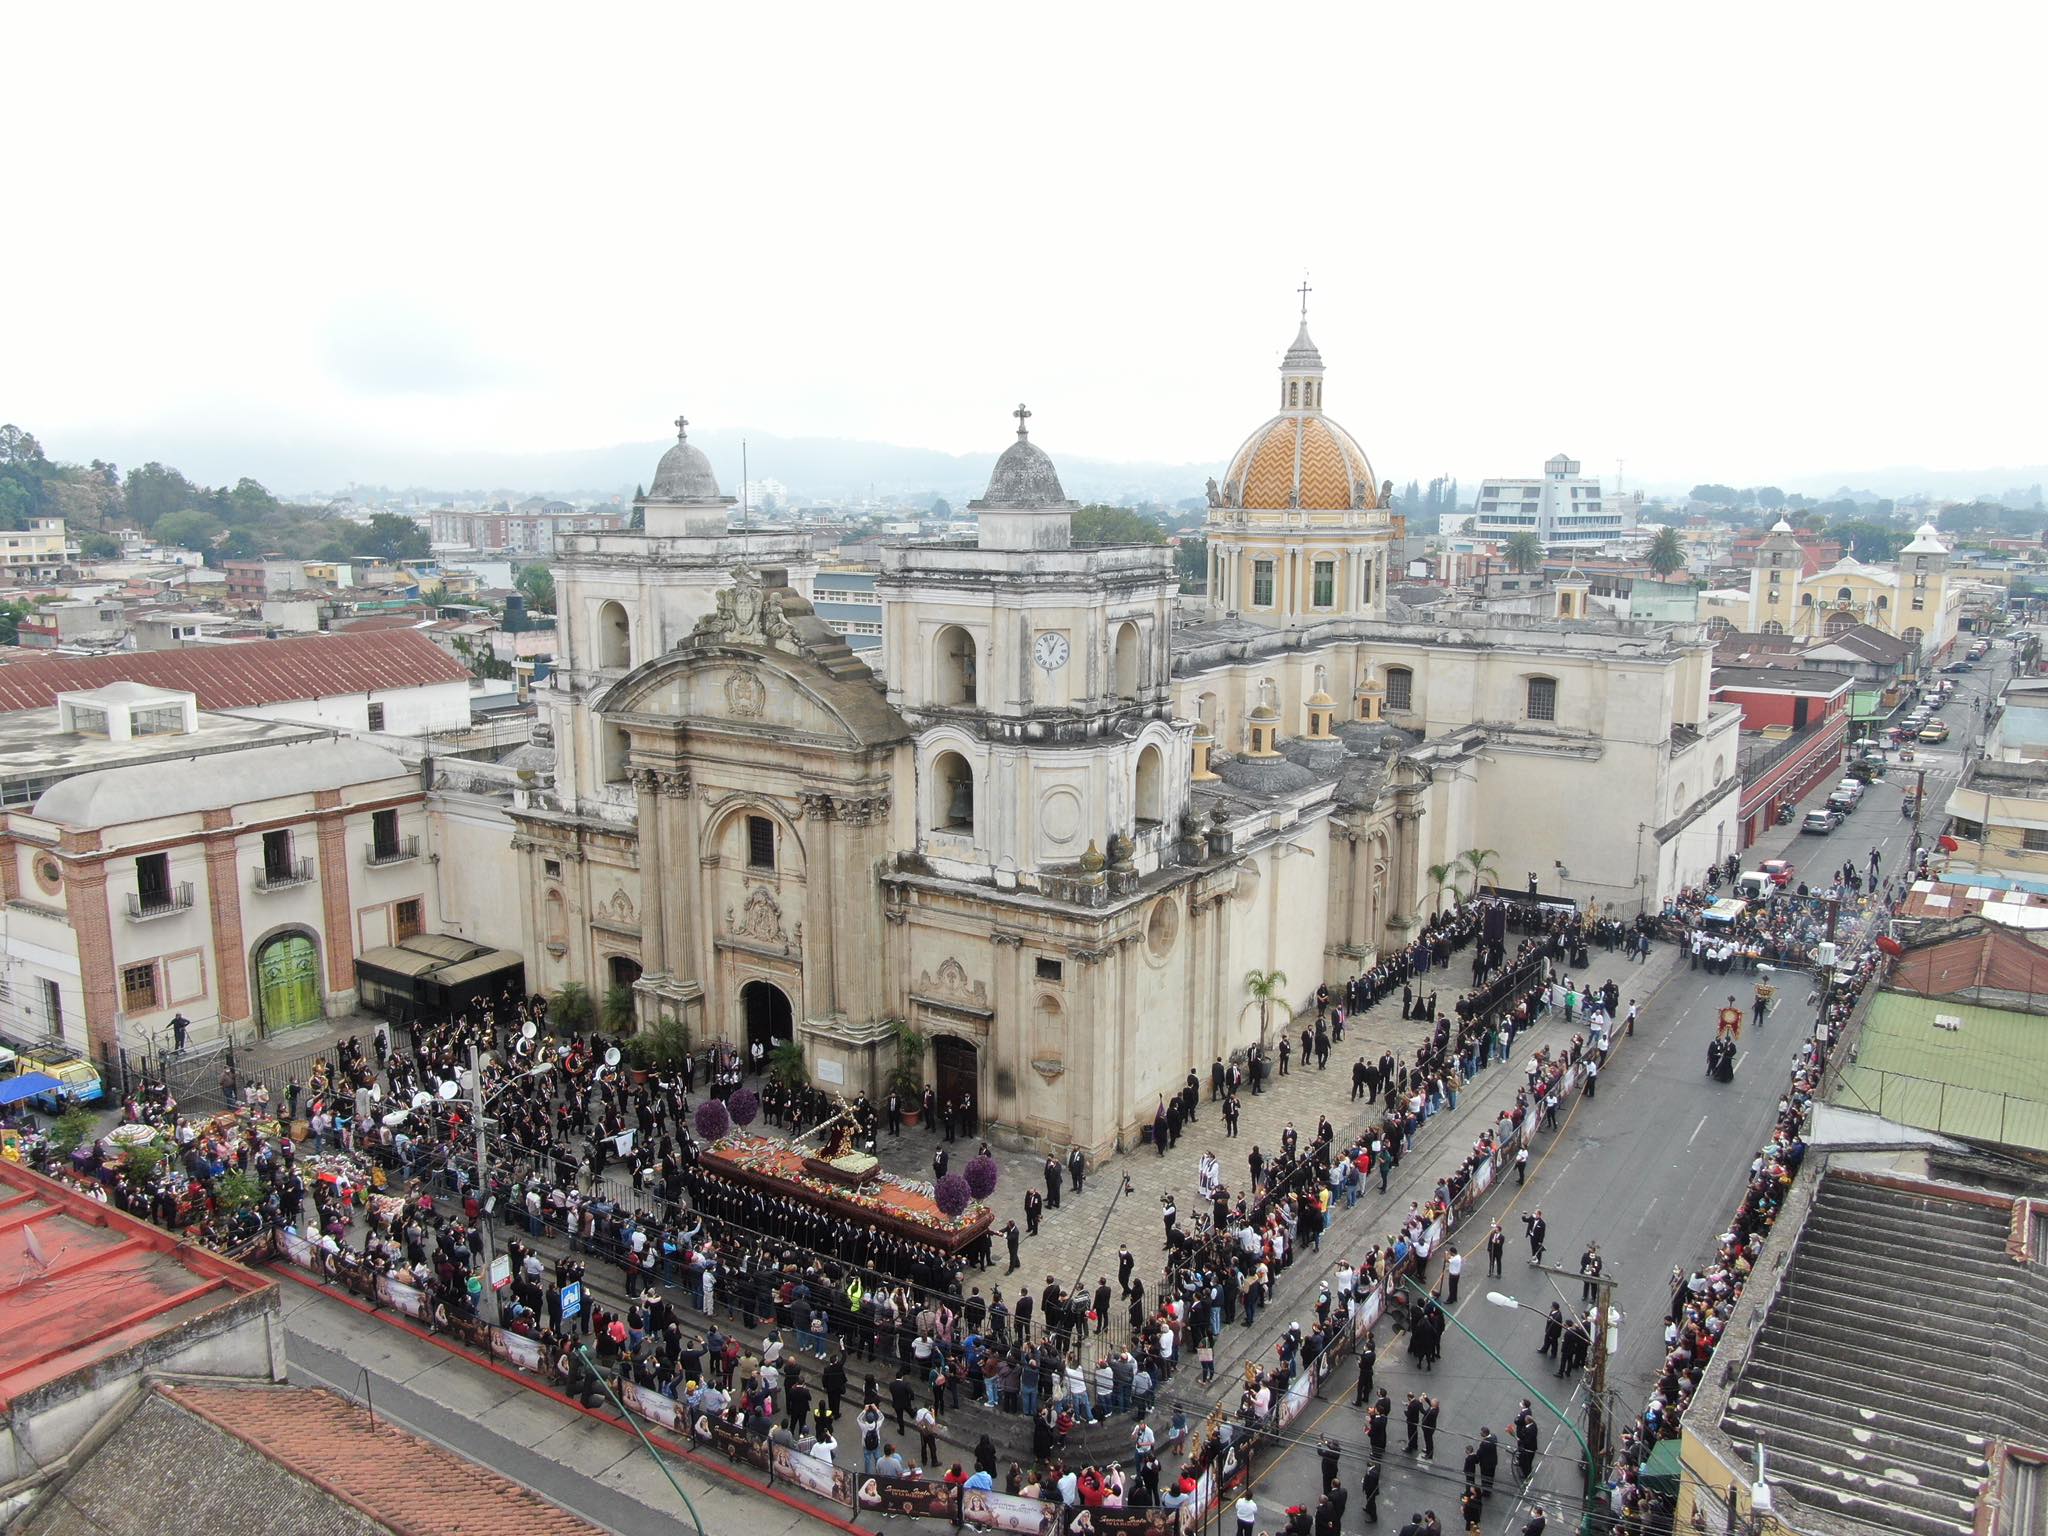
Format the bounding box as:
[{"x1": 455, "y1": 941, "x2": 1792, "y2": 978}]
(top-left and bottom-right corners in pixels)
[{"x1": 702, "y1": 1134, "x2": 993, "y2": 1254}]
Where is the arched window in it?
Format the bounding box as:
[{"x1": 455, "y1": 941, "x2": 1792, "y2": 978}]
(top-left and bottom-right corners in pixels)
[
  {"x1": 1707, "y1": 617, "x2": 1734, "y2": 636},
  {"x1": 1761, "y1": 620, "x2": 1785, "y2": 635},
  {"x1": 597, "y1": 600, "x2": 630, "y2": 670},
  {"x1": 1525, "y1": 676, "x2": 1558, "y2": 722},
  {"x1": 1135, "y1": 743, "x2": 1164, "y2": 826},
  {"x1": 935, "y1": 625, "x2": 977, "y2": 706},
  {"x1": 933, "y1": 751, "x2": 975, "y2": 834},
  {"x1": 1385, "y1": 667, "x2": 1413, "y2": 712},
  {"x1": 1113, "y1": 622, "x2": 1140, "y2": 699},
  {"x1": 1837, "y1": 587, "x2": 1854, "y2": 604},
  {"x1": 1901, "y1": 626, "x2": 1925, "y2": 648},
  {"x1": 602, "y1": 724, "x2": 630, "y2": 783},
  {"x1": 1712, "y1": 756, "x2": 1727, "y2": 786},
  {"x1": 1800, "y1": 591, "x2": 1814, "y2": 606},
  {"x1": 1674, "y1": 782, "x2": 1688, "y2": 809},
  {"x1": 1876, "y1": 594, "x2": 1888, "y2": 610},
  {"x1": 544, "y1": 889, "x2": 567, "y2": 947},
  {"x1": 1288, "y1": 381, "x2": 1300, "y2": 408},
  {"x1": 1825, "y1": 610, "x2": 1858, "y2": 635}
]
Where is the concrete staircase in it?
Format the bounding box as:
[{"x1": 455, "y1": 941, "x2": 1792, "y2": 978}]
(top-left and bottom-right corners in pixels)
[{"x1": 1718, "y1": 1178, "x2": 2040, "y2": 1536}]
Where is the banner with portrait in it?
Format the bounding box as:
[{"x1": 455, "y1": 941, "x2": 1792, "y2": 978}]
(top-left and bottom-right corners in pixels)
[
  {"x1": 705, "y1": 1415, "x2": 773, "y2": 1472},
  {"x1": 771, "y1": 1444, "x2": 856, "y2": 1507},
  {"x1": 491, "y1": 1328, "x2": 544, "y2": 1373},
  {"x1": 858, "y1": 1475, "x2": 956, "y2": 1519},
  {"x1": 626, "y1": 1382, "x2": 678, "y2": 1430}
]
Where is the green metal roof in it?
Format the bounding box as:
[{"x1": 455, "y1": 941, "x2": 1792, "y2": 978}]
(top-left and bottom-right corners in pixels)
[{"x1": 1832, "y1": 993, "x2": 2048, "y2": 1151}]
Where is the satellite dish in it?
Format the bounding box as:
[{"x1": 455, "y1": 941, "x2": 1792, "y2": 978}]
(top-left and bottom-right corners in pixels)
[
  {"x1": 438, "y1": 1080, "x2": 459, "y2": 1101},
  {"x1": 603, "y1": 1047, "x2": 622, "y2": 1069},
  {"x1": 411, "y1": 1090, "x2": 433, "y2": 1110},
  {"x1": 522, "y1": 1021, "x2": 538, "y2": 1041}
]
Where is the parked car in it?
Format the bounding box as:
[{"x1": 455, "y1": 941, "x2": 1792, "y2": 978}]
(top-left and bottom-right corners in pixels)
[
  {"x1": 1802, "y1": 809, "x2": 1843, "y2": 834},
  {"x1": 1919, "y1": 721, "x2": 1951, "y2": 742},
  {"x1": 1944, "y1": 660, "x2": 1974, "y2": 674},
  {"x1": 1760, "y1": 858, "x2": 1796, "y2": 887}
]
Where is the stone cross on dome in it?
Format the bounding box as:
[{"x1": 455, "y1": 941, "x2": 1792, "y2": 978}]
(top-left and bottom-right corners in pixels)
[
  {"x1": 673, "y1": 413, "x2": 690, "y2": 441},
  {"x1": 1297, "y1": 274, "x2": 1311, "y2": 320},
  {"x1": 1013, "y1": 403, "x2": 1032, "y2": 438}
]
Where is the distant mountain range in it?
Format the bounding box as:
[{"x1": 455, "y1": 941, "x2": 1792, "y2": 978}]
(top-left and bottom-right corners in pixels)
[
  {"x1": 60, "y1": 426, "x2": 1219, "y2": 509},
  {"x1": 47, "y1": 424, "x2": 2048, "y2": 512}
]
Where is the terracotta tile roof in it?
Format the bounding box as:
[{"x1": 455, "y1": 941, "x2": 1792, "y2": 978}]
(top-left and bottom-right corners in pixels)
[
  {"x1": 163, "y1": 1383, "x2": 610, "y2": 1536},
  {"x1": 0, "y1": 629, "x2": 468, "y2": 713}
]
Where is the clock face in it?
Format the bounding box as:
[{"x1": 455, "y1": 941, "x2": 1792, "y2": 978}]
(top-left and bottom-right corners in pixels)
[{"x1": 1033, "y1": 632, "x2": 1071, "y2": 672}]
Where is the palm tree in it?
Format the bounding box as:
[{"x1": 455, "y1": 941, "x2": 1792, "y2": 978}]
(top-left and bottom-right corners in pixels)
[
  {"x1": 1241, "y1": 969, "x2": 1294, "y2": 1053},
  {"x1": 1458, "y1": 846, "x2": 1501, "y2": 897},
  {"x1": 1645, "y1": 526, "x2": 1686, "y2": 577},
  {"x1": 1505, "y1": 532, "x2": 1544, "y2": 573},
  {"x1": 1427, "y1": 861, "x2": 1458, "y2": 915}
]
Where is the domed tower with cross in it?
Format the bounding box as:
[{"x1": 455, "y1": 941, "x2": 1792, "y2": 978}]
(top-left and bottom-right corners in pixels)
[
  {"x1": 1204, "y1": 283, "x2": 1398, "y2": 627},
  {"x1": 875, "y1": 404, "x2": 1187, "y2": 888}
]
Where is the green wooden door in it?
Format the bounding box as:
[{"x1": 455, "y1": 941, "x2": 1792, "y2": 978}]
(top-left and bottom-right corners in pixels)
[{"x1": 256, "y1": 934, "x2": 322, "y2": 1032}]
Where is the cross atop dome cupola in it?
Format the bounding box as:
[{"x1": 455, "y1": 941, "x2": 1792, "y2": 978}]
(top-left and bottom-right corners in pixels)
[{"x1": 1280, "y1": 278, "x2": 1325, "y2": 413}]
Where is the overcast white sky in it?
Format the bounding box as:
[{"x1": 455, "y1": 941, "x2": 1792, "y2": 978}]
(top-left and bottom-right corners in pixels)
[{"x1": 5, "y1": 3, "x2": 2043, "y2": 492}]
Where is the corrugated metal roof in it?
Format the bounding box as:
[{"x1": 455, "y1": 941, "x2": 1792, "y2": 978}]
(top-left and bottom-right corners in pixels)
[
  {"x1": 0, "y1": 630, "x2": 468, "y2": 713},
  {"x1": 1834, "y1": 992, "x2": 2048, "y2": 1150}
]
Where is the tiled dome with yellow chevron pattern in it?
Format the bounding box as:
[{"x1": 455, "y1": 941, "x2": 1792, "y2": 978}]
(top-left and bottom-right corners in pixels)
[{"x1": 1223, "y1": 412, "x2": 1381, "y2": 512}]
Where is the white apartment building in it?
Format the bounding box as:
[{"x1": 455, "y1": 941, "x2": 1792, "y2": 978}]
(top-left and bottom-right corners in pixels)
[{"x1": 1473, "y1": 455, "x2": 1636, "y2": 549}]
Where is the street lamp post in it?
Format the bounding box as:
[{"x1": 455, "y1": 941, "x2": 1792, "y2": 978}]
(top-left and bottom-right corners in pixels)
[
  {"x1": 1401, "y1": 1278, "x2": 1606, "y2": 1535},
  {"x1": 574, "y1": 1345, "x2": 707, "y2": 1536}
]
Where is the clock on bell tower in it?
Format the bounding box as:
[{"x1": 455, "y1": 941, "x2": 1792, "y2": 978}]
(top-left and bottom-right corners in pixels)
[{"x1": 875, "y1": 408, "x2": 1189, "y2": 889}]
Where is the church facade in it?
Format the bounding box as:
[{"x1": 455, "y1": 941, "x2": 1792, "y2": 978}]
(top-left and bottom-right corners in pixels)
[
  {"x1": 1703, "y1": 516, "x2": 1963, "y2": 662},
  {"x1": 506, "y1": 316, "x2": 1735, "y2": 1157}
]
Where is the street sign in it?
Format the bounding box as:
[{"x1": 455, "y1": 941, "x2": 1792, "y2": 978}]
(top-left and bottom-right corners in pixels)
[
  {"x1": 561, "y1": 1280, "x2": 583, "y2": 1320},
  {"x1": 488, "y1": 1254, "x2": 512, "y2": 1292}
]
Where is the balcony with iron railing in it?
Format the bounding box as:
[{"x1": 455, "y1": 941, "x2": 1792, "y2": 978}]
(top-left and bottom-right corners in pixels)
[
  {"x1": 254, "y1": 857, "x2": 314, "y2": 892},
  {"x1": 126, "y1": 883, "x2": 194, "y2": 921},
  {"x1": 364, "y1": 836, "x2": 420, "y2": 867}
]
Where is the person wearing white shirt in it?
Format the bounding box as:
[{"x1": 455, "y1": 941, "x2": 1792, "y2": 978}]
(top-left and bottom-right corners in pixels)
[{"x1": 1235, "y1": 1493, "x2": 1259, "y2": 1536}]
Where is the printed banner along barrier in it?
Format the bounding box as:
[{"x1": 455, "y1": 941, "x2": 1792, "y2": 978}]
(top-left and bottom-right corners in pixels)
[
  {"x1": 960, "y1": 1487, "x2": 1061, "y2": 1533},
  {"x1": 771, "y1": 1443, "x2": 857, "y2": 1508},
  {"x1": 858, "y1": 1474, "x2": 957, "y2": 1519}
]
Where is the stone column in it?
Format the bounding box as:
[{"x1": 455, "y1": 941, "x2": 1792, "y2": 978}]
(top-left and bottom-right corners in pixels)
[
  {"x1": 990, "y1": 929, "x2": 1025, "y2": 1128},
  {"x1": 201, "y1": 815, "x2": 251, "y2": 1025},
  {"x1": 635, "y1": 771, "x2": 668, "y2": 977},
  {"x1": 313, "y1": 804, "x2": 354, "y2": 992},
  {"x1": 800, "y1": 792, "x2": 837, "y2": 1019},
  {"x1": 63, "y1": 854, "x2": 117, "y2": 1066}
]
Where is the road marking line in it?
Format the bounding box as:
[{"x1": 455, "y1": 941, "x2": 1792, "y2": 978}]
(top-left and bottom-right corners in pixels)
[{"x1": 1687, "y1": 1115, "x2": 1708, "y2": 1147}]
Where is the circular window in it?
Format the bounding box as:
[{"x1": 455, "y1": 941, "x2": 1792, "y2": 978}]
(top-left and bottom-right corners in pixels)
[
  {"x1": 1145, "y1": 896, "x2": 1180, "y2": 961},
  {"x1": 34, "y1": 857, "x2": 61, "y2": 894}
]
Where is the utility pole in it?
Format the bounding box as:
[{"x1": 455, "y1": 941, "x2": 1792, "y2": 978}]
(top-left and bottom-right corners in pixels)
[
  {"x1": 1911, "y1": 768, "x2": 1925, "y2": 861},
  {"x1": 1521, "y1": 1259, "x2": 1623, "y2": 1476}
]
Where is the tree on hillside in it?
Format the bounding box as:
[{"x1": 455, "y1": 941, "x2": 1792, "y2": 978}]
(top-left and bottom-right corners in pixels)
[
  {"x1": 930, "y1": 498, "x2": 952, "y2": 518},
  {"x1": 0, "y1": 600, "x2": 29, "y2": 645},
  {"x1": 123, "y1": 462, "x2": 205, "y2": 528},
  {"x1": 154, "y1": 508, "x2": 221, "y2": 551},
  {"x1": 1751, "y1": 486, "x2": 1786, "y2": 510},
  {"x1": 1505, "y1": 532, "x2": 1544, "y2": 572},
  {"x1": 1829, "y1": 519, "x2": 1907, "y2": 562},
  {"x1": 76, "y1": 531, "x2": 120, "y2": 560},
  {"x1": 222, "y1": 477, "x2": 279, "y2": 525},
  {"x1": 1645, "y1": 526, "x2": 1686, "y2": 577},
  {"x1": 1174, "y1": 535, "x2": 1207, "y2": 594},
  {"x1": 515, "y1": 564, "x2": 556, "y2": 613},
  {"x1": 359, "y1": 513, "x2": 427, "y2": 561},
  {"x1": 1689, "y1": 484, "x2": 1740, "y2": 505},
  {"x1": 1071, "y1": 505, "x2": 1166, "y2": 545}
]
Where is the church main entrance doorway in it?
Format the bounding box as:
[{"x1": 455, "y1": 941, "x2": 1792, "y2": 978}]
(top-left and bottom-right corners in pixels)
[
  {"x1": 741, "y1": 980, "x2": 793, "y2": 1058},
  {"x1": 933, "y1": 1035, "x2": 979, "y2": 1134}
]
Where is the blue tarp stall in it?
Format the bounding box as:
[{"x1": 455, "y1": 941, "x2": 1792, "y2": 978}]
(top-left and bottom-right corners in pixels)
[{"x1": 0, "y1": 1073, "x2": 61, "y2": 1107}]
